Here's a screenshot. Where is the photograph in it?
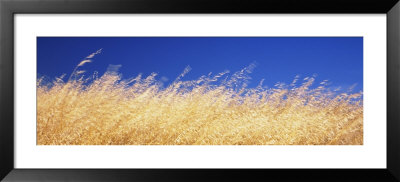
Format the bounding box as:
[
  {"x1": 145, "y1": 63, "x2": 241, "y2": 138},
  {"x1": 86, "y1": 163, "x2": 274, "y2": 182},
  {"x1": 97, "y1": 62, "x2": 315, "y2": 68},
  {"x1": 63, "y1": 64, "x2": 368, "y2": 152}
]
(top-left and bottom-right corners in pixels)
[{"x1": 36, "y1": 37, "x2": 363, "y2": 145}]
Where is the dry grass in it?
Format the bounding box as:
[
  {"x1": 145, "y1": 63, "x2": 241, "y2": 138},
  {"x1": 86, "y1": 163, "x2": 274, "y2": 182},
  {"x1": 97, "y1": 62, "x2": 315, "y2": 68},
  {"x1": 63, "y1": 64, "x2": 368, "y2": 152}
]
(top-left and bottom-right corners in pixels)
[{"x1": 37, "y1": 52, "x2": 363, "y2": 145}]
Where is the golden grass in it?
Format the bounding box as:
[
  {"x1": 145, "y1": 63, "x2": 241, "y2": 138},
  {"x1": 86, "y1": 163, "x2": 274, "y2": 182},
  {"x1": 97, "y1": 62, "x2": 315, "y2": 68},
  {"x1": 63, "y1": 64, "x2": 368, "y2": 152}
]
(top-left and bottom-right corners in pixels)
[{"x1": 37, "y1": 55, "x2": 363, "y2": 145}]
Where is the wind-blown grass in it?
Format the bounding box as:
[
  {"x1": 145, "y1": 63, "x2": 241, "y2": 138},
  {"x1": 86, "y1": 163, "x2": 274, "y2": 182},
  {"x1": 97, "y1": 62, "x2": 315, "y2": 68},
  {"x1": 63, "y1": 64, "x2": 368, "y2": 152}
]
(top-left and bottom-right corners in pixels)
[{"x1": 37, "y1": 51, "x2": 363, "y2": 145}]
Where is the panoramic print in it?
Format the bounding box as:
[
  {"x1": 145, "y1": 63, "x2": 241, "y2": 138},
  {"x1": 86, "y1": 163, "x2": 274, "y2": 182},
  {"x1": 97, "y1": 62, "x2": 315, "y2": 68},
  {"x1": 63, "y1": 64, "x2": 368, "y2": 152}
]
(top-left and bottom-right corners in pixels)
[{"x1": 37, "y1": 37, "x2": 363, "y2": 145}]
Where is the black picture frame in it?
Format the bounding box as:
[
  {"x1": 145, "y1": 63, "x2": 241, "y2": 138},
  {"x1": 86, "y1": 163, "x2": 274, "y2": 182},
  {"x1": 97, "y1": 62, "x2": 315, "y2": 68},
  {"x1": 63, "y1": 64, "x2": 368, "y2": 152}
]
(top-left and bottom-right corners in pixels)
[{"x1": 1, "y1": 0, "x2": 399, "y2": 181}]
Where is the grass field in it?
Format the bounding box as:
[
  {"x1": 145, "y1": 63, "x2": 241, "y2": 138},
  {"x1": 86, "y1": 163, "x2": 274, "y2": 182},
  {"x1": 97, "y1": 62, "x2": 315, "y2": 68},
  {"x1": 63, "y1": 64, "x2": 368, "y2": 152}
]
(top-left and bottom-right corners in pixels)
[{"x1": 37, "y1": 57, "x2": 363, "y2": 145}]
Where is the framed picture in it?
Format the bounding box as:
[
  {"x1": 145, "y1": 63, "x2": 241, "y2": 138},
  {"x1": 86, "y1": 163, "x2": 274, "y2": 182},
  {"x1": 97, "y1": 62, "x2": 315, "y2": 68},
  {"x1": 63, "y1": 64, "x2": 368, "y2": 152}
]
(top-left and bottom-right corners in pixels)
[{"x1": 1, "y1": 0, "x2": 399, "y2": 181}]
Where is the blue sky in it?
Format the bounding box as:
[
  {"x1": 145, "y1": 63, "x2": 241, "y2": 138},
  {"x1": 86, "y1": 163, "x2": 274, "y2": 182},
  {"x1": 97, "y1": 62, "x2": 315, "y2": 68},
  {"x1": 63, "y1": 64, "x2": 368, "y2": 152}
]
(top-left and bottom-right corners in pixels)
[{"x1": 37, "y1": 37, "x2": 363, "y2": 92}]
